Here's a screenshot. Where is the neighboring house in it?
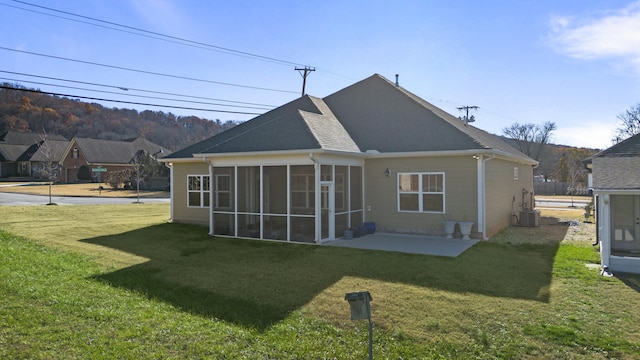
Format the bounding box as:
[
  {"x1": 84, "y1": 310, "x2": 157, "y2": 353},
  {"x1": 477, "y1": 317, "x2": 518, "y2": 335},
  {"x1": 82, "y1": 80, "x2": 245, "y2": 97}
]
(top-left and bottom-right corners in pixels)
[
  {"x1": 590, "y1": 133, "x2": 640, "y2": 275},
  {"x1": 60, "y1": 137, "x2": 165, "y2": 183},
  {"x1": 0, "y1": 131, "x2": 69, "y2": 179},
  {"x1": 162, "y1": 74, "x2": 537, "y2": 244}
]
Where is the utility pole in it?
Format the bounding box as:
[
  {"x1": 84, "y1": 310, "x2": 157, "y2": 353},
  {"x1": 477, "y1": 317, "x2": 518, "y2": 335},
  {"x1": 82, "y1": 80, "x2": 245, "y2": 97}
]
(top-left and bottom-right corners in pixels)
[
  {"x1": 457, "y1": 105, "x2": 479, "y2": 125},
  {"x1": 295, "y1": 66, "x2": 315, "y2": 96}
]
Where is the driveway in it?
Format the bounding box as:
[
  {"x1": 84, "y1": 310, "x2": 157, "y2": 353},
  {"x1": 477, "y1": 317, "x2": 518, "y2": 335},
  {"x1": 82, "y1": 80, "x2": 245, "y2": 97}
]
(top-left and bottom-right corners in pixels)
[
  {"x1": 0, "y1": 192, "x2": 170, "y2": 206},
  {"x1": 326, "y1": 232, "x2": 478, "y2": 257}
]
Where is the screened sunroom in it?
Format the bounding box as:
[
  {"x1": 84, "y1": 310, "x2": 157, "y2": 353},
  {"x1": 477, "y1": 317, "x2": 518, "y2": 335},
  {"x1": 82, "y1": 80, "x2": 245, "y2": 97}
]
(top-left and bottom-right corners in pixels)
[{"x1": 207, "y1": 161, "x2": 364, "y2": 244}]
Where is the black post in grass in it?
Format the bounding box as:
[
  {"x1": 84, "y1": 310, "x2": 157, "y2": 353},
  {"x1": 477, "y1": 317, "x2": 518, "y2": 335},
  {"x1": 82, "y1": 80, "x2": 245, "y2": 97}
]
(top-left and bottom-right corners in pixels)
[{"x1": 345, "y1": 291, "x2": 373, "y2": 360}]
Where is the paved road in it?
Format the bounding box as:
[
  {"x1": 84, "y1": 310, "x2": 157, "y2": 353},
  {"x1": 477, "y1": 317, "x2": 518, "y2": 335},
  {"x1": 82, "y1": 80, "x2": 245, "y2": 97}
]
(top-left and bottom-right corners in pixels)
[
  {"x1": 535, "y1": 198, "x2": 590, "y2": 208},
  {"x1": 0, "y1": 192, "x2": 169, "y2": 206}
]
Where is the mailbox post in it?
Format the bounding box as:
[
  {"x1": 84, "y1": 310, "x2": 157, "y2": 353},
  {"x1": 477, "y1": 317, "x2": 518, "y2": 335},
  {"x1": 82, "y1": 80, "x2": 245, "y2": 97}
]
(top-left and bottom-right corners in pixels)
[{"x1": 345, "y1": 291, "x2": 373, "y2": 360}]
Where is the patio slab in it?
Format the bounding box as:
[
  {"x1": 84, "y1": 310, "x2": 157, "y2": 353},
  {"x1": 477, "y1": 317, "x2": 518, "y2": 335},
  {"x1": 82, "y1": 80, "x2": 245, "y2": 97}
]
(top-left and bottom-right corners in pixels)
[{"x1": 324, "y1": 232, "x2": 479, "y2": 257}]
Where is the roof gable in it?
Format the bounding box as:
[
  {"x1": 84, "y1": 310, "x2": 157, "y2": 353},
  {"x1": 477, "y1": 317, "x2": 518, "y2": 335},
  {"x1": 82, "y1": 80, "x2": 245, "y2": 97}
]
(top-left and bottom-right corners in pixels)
[
  {"x1": 323, "y1": 74, "x2": 529, "y2": 159},
  {"x1": 167, "y1": 96, "x2": 358, "y2": 158}
]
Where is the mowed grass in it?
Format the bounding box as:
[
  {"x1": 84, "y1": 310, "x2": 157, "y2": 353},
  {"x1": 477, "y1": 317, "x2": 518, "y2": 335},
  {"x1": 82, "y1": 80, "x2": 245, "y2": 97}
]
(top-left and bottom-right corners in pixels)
[{"x1": 1, "y1": 204, "x2": 640, "y2": 359}]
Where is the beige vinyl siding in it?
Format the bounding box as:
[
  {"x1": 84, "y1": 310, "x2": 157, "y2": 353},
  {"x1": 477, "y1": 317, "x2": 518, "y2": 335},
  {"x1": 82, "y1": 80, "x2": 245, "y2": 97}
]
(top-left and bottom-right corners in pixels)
[
  {"x1": 364, "y1": 156, "x2": 478, "y2": 236},
  {"x1": 172, "y1": 162, "x2": 210, "y2": 226},
  {"x1": 484, "y1": 158, "x2": 534, "y2": 237}
]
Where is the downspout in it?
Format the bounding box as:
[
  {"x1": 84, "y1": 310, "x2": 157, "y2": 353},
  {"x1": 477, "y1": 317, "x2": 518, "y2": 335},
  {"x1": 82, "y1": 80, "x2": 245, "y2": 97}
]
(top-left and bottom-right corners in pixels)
[
  {"x1": 599, "y1": 194, "x2": 613, "y2": 276},
  {"x1": 477, "y1": 154, "x2": 495, "y2": 240},
  {"x1": 208, "y1": 159, "x2": 214, "y2": 236}
]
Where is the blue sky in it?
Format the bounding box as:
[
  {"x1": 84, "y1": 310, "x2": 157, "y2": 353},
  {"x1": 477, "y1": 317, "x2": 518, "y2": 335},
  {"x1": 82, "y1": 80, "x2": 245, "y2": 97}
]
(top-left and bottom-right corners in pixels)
[{"x1": 2, "y1": 0, "x2": 639, "y2": 149}]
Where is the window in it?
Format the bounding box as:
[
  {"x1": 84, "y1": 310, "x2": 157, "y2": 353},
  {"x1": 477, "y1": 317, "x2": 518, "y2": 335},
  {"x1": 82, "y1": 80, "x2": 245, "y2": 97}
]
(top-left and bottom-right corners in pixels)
[
  {"x1": 514, "y1": 167, "x2": 519, "y2": 180},
  {"x1": 398, "y1": 172, "x2": 444, "y2": 213},
  {"x1": 215, "y1": 174, "x2": 231, "y2": 209},
  {"x1": 291, "y1": 174, "x2": 314, "y2": 209},
  {"x1": 72, "y1": 148, "x2": 78, "y2": 159},
  {"x1": 187, "y1": 175, "x2": 210, "y2": 207}
]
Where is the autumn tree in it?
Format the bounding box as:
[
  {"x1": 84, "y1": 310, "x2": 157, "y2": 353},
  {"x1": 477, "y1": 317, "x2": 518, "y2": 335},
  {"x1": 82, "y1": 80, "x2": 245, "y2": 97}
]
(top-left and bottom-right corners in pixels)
[{"x1": 613, "y1": 103, "x2": 640, "y2": 143}]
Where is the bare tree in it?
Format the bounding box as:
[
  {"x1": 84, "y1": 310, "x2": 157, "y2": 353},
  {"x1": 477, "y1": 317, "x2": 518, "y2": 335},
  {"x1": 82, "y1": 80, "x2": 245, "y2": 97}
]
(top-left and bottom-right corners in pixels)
[
  {"x1": 613, "y1": 103, "x2": 640, "y2": 143},
  {"x1": 503, "y1": 121, "x2": 557, "y2": 161},
  {"x1": 555, "y1": 148, "x2": 591, "y2": 207},
  {"x1": 33, "y1": 131, "x2": 62, "y2": 205}
]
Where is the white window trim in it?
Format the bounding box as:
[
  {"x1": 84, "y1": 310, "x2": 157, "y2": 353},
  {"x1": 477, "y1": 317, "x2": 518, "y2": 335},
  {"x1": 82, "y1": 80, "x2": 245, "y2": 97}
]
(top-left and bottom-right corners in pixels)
[
  {"x1": 187, "y1": 174, "x2": 210, "y2": 208},
  {"x1": 514, "y1": 167, "x2": 519, "y2": 180},
  {"x1": 397, "y1": 172, "x2": 445, "y2": 213}
]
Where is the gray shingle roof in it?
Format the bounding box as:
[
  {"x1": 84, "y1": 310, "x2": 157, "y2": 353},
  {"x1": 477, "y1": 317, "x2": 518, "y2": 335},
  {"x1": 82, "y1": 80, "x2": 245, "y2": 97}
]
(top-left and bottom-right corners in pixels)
[
  {"x1": 0, "y1": 144, "x2": 30, "y2": 161},
  {"x1": 167, "y1": 96, "x2": 358, "y2": 158},
  {"x1": 74, "y1": 137, "x2": 164, "y2": 164},
  {"x1": 0, "y1": 131, "x2": 67, "y2": 145},
  {"x1": 30, "y1": 140, "x2": 72, "y2": 162},
  {"x1": 592, "y1": 133, "x2": 640, "y2": 189},
  {"x1": 167, "y1": 74, "x2": 534, "y2": 164}
]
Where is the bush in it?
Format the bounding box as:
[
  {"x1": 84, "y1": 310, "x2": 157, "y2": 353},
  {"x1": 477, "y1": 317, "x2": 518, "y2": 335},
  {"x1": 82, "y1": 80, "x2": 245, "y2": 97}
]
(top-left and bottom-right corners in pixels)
[
  {"x1": 105, "y1": 169, "x2": 131, "y2": 189},
  {"x1": 77, "y1": 166, "x2": 92, "y2": 181}
]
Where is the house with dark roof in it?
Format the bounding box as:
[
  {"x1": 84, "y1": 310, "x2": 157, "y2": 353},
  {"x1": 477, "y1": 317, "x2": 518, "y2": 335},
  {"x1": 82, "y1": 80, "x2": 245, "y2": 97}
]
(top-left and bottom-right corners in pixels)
[
  {"x1": 162, "y1": 74, "x2": 537, "y2": 243},
  {"x1": 0, "y1": 131, "x2": 69, "y2": 179},
  {"x1": 590, "y1": 133, "x2": 640, "y2": 275},
  {"x1": 60, "y1": 137, "x2": 165, "y2": 183}
]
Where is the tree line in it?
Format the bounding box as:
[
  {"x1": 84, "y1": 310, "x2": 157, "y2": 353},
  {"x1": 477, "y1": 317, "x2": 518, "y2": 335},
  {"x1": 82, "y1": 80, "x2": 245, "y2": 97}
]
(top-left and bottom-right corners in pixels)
[{"x1": 0, "y1": 83, "x2": 238, "y2": 151}]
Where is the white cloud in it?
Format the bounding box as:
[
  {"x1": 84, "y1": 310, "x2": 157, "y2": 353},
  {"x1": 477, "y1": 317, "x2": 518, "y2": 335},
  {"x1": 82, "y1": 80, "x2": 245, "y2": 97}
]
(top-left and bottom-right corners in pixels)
[
  {"x1": 553, "y1": 121, "x2": 618, "y2": 150},
  {"x1": 550, "y1": 2, "x2": 640, "y2": 73}
]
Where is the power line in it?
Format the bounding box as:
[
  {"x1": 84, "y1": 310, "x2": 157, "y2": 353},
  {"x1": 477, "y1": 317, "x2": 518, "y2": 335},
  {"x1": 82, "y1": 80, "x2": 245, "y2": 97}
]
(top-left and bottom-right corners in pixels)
[
  {"x1": 0, "y1": 85, "x2": 263, "y2": 115},
  {"x1": 2, "y1": 1, "x2": 357, "y2": 83},
  {"x1": 0, "y1": 77, "x2": 273, "y2": 111},
  {"x1": 0, "y1": 70, "x2": 277, "y2": 107},
  {"x1": 9, "y1": 0, "x2": 305, "y2": 68},
  {"x1": 0, "y1": 47, "x2": 299, "y2": 94}
]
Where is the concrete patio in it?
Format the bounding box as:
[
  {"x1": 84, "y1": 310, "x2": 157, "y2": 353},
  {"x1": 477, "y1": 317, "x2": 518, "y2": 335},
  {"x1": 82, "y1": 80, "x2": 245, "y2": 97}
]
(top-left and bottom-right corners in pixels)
[{"x1": 324, "y1": 232, "x2": 479, "y2": 257}]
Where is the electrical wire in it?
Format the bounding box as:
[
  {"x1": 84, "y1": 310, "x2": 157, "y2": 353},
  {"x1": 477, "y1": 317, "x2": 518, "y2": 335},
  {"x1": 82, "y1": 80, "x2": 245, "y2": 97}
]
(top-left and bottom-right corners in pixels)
[
  {"x1": 0, "y1": 77, "x2": 274, "y2": 111},
  {"x1": 3, "y1": 0, "x2": 355, "y2": 82},
  {"x1": 9, "y1": 0, "x2": 306, "y2": 68},
  {"x1": 0, "y1": 70, "x2": 278, "y2": 107},
  {"x1": 0, "y1": 85, "x2": 263, "y2": 115},
  {"x1": 0, "y1": 47, "x2": 300, "y2": 94}
]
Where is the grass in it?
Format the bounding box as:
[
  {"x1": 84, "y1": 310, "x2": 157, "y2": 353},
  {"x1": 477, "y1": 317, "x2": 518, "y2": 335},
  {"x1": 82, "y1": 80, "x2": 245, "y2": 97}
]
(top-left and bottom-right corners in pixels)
[{"x1": 1, "y1": 204, "x2": 640, "y2": 359}]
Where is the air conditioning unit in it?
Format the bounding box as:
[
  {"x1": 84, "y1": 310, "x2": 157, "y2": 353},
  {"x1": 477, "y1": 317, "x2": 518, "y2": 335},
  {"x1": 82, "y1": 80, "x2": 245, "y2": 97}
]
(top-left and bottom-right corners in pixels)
[{"x1": 520, "y1": 210, "x2": 540, "y2": 227}]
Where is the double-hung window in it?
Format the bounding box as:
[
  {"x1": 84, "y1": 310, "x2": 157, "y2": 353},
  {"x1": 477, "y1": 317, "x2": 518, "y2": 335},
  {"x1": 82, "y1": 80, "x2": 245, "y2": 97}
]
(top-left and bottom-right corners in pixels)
[
  {"x1": 187, "y1": 175, "x2": 210, "y2": 207},
  {"x1": 398, "y1": 172, "x2": 445, "y2": 213}
]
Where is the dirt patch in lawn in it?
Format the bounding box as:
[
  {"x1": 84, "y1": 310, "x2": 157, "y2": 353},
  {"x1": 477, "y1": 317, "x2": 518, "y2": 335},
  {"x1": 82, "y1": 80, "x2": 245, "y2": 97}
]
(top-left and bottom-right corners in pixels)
[{"x1": 491, "y1": 208, "x2": 596, "y2": 246}]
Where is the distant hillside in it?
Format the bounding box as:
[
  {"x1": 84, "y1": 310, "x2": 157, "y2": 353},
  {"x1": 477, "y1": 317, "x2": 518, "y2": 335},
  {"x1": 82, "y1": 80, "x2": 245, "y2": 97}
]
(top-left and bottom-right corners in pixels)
[
  {"x1": 499, "y1": 136, "x2": 599, "y2": 180},
  {"x1": 0, "y1": 83, "x2": 238, "y2": 151}
]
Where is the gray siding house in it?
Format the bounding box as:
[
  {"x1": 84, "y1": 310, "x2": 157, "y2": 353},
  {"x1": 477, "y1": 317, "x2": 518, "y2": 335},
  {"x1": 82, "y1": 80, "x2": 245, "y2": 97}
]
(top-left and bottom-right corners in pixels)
[{"x1": 163, "y1": 74, "x2": 537, "y2": 243}]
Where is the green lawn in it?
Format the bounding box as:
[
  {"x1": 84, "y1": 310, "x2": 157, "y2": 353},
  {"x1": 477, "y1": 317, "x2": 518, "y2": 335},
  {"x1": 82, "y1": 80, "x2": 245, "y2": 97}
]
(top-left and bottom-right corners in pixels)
[{"x1": 1, "y1": 204, "x2": 639, "y2": 359}]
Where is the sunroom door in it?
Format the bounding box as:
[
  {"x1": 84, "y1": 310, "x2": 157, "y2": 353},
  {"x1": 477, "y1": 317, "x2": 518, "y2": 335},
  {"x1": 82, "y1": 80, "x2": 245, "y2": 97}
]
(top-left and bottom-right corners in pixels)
[
  {"x1": 611, "y1": 195, "x2": 640, "y2": 254},
  {"x1": 320, "y1": 182, "x2": 335, "y2": 242}
]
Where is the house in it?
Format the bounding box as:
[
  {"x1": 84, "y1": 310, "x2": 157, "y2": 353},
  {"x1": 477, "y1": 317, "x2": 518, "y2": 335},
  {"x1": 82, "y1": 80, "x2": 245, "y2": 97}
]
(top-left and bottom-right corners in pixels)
[
  {"x1": 590, "y1": 133, "x2": 640, "y2": 275},
  {"x1": 60, "y1": 137, "x2": 165, "y2": 184},
  {"x1": 162, "y1": 74, "x2": 537, "y2": 243},
  {"x1": 0, "y1": 131, "x2": 69, "y2": 179}
]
